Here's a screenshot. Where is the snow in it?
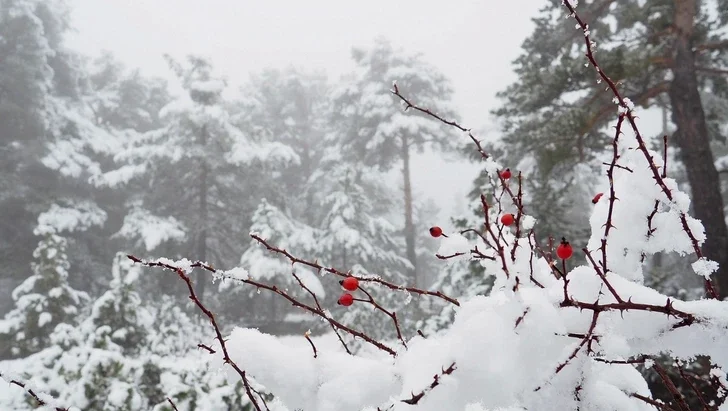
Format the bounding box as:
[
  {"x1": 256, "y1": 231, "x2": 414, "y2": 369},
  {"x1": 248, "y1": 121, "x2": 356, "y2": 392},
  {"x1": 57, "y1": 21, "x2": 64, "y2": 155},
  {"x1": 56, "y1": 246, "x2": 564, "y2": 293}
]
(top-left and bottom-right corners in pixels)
[
  {"x1": 35, "y1": 202, "x2": 107, "y2": 234},
  {"x1": 436, "y1": 234, "x2": 471, "y2": 262},
  {"x1": 115, "y1": 207, "x2": 186, "y2": 251},
  {"x1": 521, "y1": 215, "x2": 537, "y2": 230},
  {"x1": 692, "y1": 257, "x2": 720, "y2": 280},
  {"x1": 37, "y1": 313, "x2": 52, "y2": 328}
]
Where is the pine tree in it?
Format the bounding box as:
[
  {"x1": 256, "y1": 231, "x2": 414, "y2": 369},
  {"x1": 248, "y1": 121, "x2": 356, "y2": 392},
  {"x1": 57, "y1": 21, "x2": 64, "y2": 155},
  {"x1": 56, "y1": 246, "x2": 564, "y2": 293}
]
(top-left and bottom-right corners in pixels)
[
  {"x1": 107, "y1": 55, "x2": 298, "y2": 299},
  {"x1": 0, "y1": 0, "x2": 71, "y2": 313},
  {"x1": 233, "y1": 67, "x2": 330, "y2": 223},
  {"x1": 0, "y1": 224, "x2": 89, "y2": 359},
  {"x1": 330, "y1": 37, "x2": 460, "y2": 286}
]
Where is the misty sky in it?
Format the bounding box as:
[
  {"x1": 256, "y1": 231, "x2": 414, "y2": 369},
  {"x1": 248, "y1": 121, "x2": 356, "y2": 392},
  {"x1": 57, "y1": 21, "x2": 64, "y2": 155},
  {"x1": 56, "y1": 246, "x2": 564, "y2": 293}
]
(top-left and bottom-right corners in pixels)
[{"x1": 67, "y1": 0, "x2": 547, "y2": 226}]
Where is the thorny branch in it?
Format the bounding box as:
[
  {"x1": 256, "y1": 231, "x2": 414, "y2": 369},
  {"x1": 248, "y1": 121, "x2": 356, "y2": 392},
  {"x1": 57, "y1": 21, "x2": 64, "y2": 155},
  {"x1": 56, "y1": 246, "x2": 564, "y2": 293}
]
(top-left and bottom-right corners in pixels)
[
  {"x1": 561, "y1": 0, "x2": 719, "y2": 299},
  {"x1": 126, "y1": 255, "x2": 264, "y2": 411},
  {"x1": 392, "y1": 83, "x2": 489, "y2": 160},
  {"x1": 1, "y1": 371, "x2": 70, "y2": 411},
  {"x1": 250, "y1": 234, "x2": 460, "y2": 306},
  {"x1": 389, "y1": 3, "x2": 723, "y2": 408},
  {"x1": 653, "y1": 361, "x2": 691, "y2": 411},
  {"x1": 128, "y1": 255, "x2": 398, "y2": 356},
  {"x1": 401, "y1": 362, "x2": 458, "y2": 405}
]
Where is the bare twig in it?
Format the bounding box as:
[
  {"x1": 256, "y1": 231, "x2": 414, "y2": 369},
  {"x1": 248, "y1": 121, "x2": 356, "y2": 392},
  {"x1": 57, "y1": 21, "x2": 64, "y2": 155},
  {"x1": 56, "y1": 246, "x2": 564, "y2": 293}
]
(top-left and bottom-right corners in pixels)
[{"x1": 304, "y1": 331, "x2": 318, "y2": 359}]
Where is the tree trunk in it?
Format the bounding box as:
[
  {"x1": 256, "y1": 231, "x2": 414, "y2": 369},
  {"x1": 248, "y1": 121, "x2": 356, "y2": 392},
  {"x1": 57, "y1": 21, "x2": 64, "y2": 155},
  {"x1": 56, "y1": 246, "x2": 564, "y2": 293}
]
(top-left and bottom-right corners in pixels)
[
  {"x1": 669, "y1": 0, "x2": 728, "y2": 298},
  {"x1": 401, "y1": 135, "x2": 418, "y2": 286},
  {"x1": 195, "y1": 125, "x2": 209, "y2": 298}
]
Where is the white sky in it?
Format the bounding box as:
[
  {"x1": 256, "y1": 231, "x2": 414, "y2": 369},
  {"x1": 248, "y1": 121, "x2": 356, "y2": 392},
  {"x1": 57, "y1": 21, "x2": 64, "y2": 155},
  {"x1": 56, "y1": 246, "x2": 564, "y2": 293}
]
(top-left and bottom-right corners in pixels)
[{"x1": 67, "y1": 0, "x2": 546, "y2": 227}]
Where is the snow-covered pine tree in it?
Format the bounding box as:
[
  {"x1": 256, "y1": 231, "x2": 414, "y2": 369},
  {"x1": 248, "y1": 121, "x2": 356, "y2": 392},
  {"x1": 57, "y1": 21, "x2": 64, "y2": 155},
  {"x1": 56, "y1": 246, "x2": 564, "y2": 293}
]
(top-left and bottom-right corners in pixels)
[
  {"x1": 0, "y1": 223, "x2": 89, "y2": 359},
  {"x1": 233, "y1": 67, "x2": 330, "y2": 225},
  {"x1": 330, "y1": 37, "x2": 460, "y2": 287},
  {"x1": 0, "y1": 252, "x2": 257, "y2": 410},
  {"x1": 105, "y1": 55, "x2": 297, "y2": 299},
  {"x1": 0, "y1": 0, "x2": 75, "y2": 312}
]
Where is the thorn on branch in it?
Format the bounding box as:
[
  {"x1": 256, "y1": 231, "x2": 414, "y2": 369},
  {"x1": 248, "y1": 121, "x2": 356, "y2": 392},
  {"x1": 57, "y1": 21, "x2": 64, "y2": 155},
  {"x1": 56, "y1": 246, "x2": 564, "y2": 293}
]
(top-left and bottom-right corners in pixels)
[
  {"x1": 197, "y1": 343, "x2": 216, "y2": 354},
  {"x1": 400, "y1": 362, "x2": 457, "y2": 405}
]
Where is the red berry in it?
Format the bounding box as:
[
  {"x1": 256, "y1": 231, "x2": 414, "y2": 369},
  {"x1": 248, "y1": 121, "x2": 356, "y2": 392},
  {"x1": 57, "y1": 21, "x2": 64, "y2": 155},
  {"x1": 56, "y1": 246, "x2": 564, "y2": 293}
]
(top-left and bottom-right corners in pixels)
[
  {"x1": 500, "y1": 168, "x2": 512, "y2": 179},
  {"x1": 556, "y1": 237, "x2": 573, "y2": 260},
  {"x1": 500, "y1": 213, "x2": 515, "y2": 226},
  {"x1": 338, "y1": 293, "x2": 354, "y2": 306},
  {"x1": 429, "y1": 226, "x2": 443, "y2": 237},
  {"x1": 592, "y1": 193, "x2": 604, "y2": 204},
  {"x1": 341, "y1": 276, "x2": 359, "y2": 291}
]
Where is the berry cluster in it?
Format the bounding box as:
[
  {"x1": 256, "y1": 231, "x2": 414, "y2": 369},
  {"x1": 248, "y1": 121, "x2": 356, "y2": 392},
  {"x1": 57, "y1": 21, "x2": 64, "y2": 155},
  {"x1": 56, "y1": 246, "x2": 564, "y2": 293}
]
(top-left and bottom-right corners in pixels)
[
  {"x1": 428, "y1": 167, "x2": 575, "y2": 262},
  {"x1": 337, "y1": 276, "x2": 359, "y2": 307}
]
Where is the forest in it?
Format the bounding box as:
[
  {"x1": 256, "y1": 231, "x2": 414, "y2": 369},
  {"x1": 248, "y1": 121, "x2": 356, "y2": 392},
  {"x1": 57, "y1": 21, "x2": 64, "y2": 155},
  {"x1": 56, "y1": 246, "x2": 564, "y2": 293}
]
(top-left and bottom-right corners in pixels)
[{"x1": 2, "y1": 0, "x2": 728, "y2": 410}]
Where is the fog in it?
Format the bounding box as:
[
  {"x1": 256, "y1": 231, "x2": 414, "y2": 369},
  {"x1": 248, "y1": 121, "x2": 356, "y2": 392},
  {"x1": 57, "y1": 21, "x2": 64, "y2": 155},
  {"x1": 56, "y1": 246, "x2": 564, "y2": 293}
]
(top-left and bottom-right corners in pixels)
[{"x1": 68, "y1": 0, "x2": 545, "y2": 222}]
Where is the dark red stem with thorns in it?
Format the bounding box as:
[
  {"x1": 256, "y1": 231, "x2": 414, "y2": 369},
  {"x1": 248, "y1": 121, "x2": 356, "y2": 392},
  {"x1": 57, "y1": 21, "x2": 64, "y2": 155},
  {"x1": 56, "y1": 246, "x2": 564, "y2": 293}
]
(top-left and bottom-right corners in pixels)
[
  {"x1": 125, "y1": 255, "x2": 263, "y2": 411},
  {"x1": 401, "y1": 362, "x2": 457, "y2": 405},
  {"x1": 1, "y1": 371, "x2": 70, "y2": 411},
  {"x1": 601, "y1": 113, "x2": 625, "y2": 273},
  {"x1": 251, "y1": 234, "x2": 459, "y2": 306},
  {"x1": 561, "y1": 0, "x2": 718, "y2": 299},
  {"x1": 128, "y1": 255, "x2": 397, "y2": 356}
]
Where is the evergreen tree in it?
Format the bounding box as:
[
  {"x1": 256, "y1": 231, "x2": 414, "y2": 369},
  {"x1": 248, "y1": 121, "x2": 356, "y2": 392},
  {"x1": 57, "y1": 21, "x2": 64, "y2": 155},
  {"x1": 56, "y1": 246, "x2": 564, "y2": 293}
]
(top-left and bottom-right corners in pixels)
[
  {"x1": 0, "y1": 253, "x2": 253, "y2": 410},
  {"x1": 0, "y1": 0, "x2": 72, "y2": 313},
  {"x1": 233, "y1": 67, "x2": 330, "y2": 223},
  {"x1": 0, "y1": 224, "x2": 89, "y2": 359},
  {"x1": 106, "y1": 55, "x2": 298, "y2": 299},
  {"x1": 330, "y1": 37, "x2": 460, "y2": 286},
  {"x1": 312, "y1": 154, "x2": 418, "y2": 342}
]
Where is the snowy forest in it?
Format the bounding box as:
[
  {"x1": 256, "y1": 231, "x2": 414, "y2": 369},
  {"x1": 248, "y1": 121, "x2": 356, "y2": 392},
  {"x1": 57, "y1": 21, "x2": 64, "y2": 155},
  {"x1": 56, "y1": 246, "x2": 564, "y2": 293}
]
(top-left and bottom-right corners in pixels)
[{"x1": 2, "y1": 0, "x2": 728, "y2": 410}]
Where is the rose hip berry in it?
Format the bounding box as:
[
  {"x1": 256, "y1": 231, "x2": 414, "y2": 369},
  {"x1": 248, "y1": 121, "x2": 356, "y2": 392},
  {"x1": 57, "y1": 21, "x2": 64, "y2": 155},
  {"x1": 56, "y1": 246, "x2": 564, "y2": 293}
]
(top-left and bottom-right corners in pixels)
[
  {"x1": 556, "y1": 237, "x2": 573, "y2": 260},
  {"x1": 337, "y1": 293, "x2": 354, "y2": 306},
  {"x1": 500, "y1": 168, "x2": 512, "y2": 179},
  {"x1": 500, "y1": 213, "x2": 515, "y2": 226},
  {"x1": 341, "y1": 276, "x2": 359, "y2": 291},
  {"x1": 429, "y1": 226, "x2": 443, "y2": 237},
  {"x1": 592, "y1": 193, "x2": 604, "y2": 204}
]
